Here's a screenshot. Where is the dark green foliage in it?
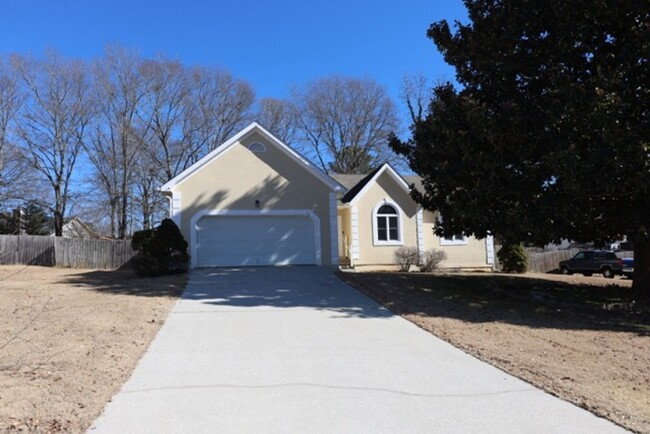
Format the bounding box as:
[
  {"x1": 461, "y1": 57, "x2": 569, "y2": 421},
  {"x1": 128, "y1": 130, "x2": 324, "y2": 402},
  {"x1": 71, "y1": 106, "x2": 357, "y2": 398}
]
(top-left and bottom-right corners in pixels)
[
  {"x1": 390, "y1": 0, "x2": 649, "y2": 291},
  {"x1": 497, "y1": 243, "x2": 528, "y2": 274},
  {"x1": 131, "y1": 229, "x2": 154, "y2": 252},
  {"x1": 131, "y1": 218, "x2": 189, "y2": 277},
  {"x1": 0, "y1": 201, "x2": 52, "y2": 235}
]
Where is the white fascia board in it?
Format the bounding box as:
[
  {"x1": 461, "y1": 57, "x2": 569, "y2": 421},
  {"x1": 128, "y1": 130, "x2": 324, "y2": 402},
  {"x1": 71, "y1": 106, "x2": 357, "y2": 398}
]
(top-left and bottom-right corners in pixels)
[{"x1": 349, "y1": 163, "x2": 412, "y2": 206}]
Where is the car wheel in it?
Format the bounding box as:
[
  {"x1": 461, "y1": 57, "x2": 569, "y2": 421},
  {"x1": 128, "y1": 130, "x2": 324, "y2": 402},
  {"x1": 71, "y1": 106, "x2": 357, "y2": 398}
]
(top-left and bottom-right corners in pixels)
[
  {"x1": 602, "y1": 267, "x2": 614, "y2": 279},
  {"x1": 560, "y1": 266, "x2": 571, "y2": 275}
]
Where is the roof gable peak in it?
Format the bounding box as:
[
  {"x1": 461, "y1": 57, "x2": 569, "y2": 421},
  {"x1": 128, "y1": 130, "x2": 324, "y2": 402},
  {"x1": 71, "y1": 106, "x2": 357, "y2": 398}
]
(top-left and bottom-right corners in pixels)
[
  {"x1": 160, "y1": 122, "x2": 343, "y2": 193},
  {"x1": 341, "y1": 163, "x2": 411, "y2": 204}
]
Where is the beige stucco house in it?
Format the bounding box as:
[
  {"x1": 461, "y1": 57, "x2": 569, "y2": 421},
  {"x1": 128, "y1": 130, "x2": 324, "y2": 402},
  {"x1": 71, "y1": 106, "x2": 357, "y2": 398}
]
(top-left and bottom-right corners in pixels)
[{"x1": 160, "y1": 123, "x2": 494, "y2": 270}]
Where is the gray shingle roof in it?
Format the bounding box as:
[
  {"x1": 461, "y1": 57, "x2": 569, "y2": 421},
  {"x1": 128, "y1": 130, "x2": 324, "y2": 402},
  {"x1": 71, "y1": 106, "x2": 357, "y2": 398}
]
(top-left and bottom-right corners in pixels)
[{"x1": 330, "y1": 170, "x2": 423, "y2": 203}]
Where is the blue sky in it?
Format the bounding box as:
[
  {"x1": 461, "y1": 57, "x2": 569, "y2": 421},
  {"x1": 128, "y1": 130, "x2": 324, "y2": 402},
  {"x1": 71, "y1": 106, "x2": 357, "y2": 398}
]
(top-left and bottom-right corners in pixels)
[{"x1": 1, "y1": 0, "x2": 468, "y2": 107}]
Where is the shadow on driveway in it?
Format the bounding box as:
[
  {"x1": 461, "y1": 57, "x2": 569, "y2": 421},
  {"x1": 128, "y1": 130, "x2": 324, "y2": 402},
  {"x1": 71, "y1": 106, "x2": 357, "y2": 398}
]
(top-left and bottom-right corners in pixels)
[{"x1": 181, "y1": 266, "x2": 394, "y2": 319}]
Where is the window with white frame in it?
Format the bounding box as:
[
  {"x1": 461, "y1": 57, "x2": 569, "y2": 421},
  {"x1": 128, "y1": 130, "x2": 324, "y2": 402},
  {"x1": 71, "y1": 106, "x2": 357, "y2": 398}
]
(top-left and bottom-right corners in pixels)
[
  {"x1": 437, "y1": 214, "x2": 467, "y2": 245},
  {"x1": 440, "y1": 233, "x2": 467, "y2": 245},
  {"x1": 373, "y1": 202, "x2": 402, "y2": 245}
]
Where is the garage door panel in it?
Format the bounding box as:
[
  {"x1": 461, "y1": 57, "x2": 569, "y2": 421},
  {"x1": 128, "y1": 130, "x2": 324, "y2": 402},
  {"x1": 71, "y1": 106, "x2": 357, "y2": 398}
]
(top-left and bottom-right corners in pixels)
[{"x1": 196, "y1": 215, "x2": 316, "y2": 267}]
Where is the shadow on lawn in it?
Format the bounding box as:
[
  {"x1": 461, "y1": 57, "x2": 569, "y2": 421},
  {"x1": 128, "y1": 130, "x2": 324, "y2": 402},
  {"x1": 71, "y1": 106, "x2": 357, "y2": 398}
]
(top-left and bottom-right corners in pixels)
[
  {"x1": 63, "y1": 269, "x2": 187, "y2": 298},
  {"x1": 338, "y1": 272, "x2": 650, "y2": 335}
]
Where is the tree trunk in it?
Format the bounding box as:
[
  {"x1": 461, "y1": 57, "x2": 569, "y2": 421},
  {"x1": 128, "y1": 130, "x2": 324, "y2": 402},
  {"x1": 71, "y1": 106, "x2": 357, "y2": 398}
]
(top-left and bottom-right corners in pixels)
[
  {"x1": 632, "y1": 241, "x2": 650, "y2": 298},
  {"x1": 119, "y1": 193, "x2": 128, "y2": 239},
  {"x1": 53, "y1": 211, "x2": 63, "y2": 237},
  {"x1": 53, "y1": 186, "x2": 63, "y2": 237}
]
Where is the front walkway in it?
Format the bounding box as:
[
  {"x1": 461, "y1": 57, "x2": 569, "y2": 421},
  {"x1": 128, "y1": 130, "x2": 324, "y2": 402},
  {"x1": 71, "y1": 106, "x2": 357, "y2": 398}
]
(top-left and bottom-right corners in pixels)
[{"x1": 89, "y1": 267, "x2": 627, "y2": 433}]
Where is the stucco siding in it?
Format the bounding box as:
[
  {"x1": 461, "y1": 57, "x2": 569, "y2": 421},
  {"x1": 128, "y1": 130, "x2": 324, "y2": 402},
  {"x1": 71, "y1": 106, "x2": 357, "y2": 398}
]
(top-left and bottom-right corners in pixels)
[
  {"x1": 170, "y1": 132, "x2": 334, "y2": 266},
  {"x1": 354, "y1": 171, "x2": 418, "y2": 266},
  {"x1": 421, "y1": 211, "x2": 491, "y2": 269}
]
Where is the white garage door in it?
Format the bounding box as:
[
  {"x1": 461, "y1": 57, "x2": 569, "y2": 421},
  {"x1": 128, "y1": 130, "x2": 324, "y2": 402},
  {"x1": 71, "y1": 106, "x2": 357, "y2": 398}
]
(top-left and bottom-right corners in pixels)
[{"x1": 196, "y1": 215, "x2": 317, "y2": 267}]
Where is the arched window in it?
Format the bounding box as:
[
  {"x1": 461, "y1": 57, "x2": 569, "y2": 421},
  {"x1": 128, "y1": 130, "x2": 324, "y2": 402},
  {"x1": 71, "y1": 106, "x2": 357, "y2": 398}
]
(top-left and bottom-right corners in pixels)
[{"x1": 373, "y1": 202, "x2": 402, "y2": 245}]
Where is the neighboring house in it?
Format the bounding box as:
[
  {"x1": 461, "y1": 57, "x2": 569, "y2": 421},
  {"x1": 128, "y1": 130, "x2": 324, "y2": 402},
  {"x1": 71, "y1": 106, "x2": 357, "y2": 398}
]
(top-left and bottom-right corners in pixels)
[
  {"x1": 160, "y1": 122, "x2": 494, "y2": 270},
  {"x1": 51, "y1": 217, "x2": 99, "y2": 239}
]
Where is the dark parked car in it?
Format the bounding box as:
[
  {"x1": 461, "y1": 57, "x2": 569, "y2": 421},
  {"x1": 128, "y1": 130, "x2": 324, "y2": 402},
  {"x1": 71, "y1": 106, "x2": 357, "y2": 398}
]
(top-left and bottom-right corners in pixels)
[
  {"x1": 621, "y1": 257, "x2": 634, "y2": 279},
  {"x1": 559, "y1": 250, "x2": 624, "y2": 278}
]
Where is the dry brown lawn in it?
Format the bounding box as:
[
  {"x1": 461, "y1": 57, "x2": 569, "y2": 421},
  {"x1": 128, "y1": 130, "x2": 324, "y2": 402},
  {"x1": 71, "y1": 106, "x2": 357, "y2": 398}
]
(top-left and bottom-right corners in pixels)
[
  {"x1": 0, "y1": 265, "x2": 186, "y2": 433},
  {"x1": 2, "y1": 265, "x2": 648, "y2": 432},
  {"x1": 339, "y1": 271, "x2": 650, "y2": 434}
]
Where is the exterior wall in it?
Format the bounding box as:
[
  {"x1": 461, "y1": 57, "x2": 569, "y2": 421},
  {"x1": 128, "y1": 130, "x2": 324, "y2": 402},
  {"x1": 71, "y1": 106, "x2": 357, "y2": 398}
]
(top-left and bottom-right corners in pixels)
[
  {"x1": 353, "y1": 171, "x2": 418, "y2": 266},
  {"x1": 170, "y1": 131, "x2": 335, "y2": 266},
  {"x1": 421, "y1": 210, "x2": 492, "y2": 270}
]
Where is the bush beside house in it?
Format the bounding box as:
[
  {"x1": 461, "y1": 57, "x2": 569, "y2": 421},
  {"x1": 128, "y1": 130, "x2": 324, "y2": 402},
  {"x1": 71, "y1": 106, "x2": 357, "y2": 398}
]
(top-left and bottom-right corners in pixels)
[
  {"x1": 497, "y1": 242, "x2": 528, "y2": 273},
  {"x1": 419, "y1": 249, "x2": 447, "y2": 272},
  {"x1": 132, "y1": 219, "x2": 189, "y2": 276},
  {"x1": 394, "y1": 246, "x2": 448, "y2": 273}
]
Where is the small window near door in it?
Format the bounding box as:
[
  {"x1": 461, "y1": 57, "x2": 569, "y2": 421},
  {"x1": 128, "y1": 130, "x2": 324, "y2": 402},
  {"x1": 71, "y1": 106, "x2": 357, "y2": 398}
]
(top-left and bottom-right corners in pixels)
[{"x1": 373, "y1": 203, "x2": 402, "y2": 245}]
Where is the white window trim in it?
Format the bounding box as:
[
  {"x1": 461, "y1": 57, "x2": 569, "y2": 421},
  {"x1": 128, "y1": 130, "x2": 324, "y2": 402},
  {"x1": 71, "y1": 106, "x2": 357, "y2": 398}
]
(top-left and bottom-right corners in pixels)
[
  {"x1": 372, "y1": 200, "x2": 404, "y2": 246},
  {"x1": 440, "y1": 234, "x2": 468, "y2": 246},
  {"x1": 437, "y1": 214, "x2": 468, "y2": 246}
]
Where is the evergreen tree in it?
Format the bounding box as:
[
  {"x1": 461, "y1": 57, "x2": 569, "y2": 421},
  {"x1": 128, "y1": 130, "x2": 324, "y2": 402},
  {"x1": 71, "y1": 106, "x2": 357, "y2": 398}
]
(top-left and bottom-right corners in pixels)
[{"x1": 391, "y1": 1, "x2": 649, "y2": 293}]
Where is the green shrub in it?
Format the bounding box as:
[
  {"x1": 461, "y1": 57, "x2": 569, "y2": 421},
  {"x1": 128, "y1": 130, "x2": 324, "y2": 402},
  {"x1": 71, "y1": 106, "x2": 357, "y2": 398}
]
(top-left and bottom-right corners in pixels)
[
  {"x1": 131, "y1": 228, "x2": 155, "y2": 253},
  {"x1": 419, "y1": 248, "x2": 447, "y2": 272},
  {"x1": 131, "y1": 219, "x2": 189, "y2": 276},
  {"x1": 394, "y1": 246, "x2": 419, "y2": 272},
  {"x1": 497, "y1": 242, "x2": 528, "y2": 273}
]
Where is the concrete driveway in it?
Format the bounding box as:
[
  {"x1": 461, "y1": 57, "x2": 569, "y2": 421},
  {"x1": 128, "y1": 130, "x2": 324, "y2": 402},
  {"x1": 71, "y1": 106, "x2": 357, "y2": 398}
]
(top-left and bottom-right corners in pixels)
[{"x1": 89, "y1": 267, "x2": 627, "y2": 433}]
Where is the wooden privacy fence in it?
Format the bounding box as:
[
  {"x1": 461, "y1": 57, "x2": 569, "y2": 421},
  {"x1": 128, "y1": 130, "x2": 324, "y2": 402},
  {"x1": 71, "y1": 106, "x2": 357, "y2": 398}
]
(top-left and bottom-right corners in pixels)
[
  {"x1": 526, "y1": 248, "x2": 634, "y2": 273},
  {"x1": 0, "y1": 235, "x2": 135, "y2": 270},
  {"x1": 527, "y1": 249, "x2": 580, "y2": 273}
]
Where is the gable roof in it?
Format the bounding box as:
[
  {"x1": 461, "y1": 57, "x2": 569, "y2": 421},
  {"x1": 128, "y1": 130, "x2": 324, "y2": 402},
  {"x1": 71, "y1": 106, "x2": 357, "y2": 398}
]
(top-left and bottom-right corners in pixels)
[
  {"x1": 160, "y1": 122, "x2": 344, "y2": 193},
  {"x1": 51, "y1": 217, "x2": 98, "y2": 239},
  {"x1": 336, "y1": 166, "x2": 383, "y2": 203},
  {"x1": 331, "y1": 163, "x2": 415, "y2": 204}
]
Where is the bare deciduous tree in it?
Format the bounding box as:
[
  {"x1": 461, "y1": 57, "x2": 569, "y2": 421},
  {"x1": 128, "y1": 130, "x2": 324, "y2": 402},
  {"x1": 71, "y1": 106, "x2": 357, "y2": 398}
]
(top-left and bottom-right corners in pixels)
[
  {"x1": 0, "y1": 56, "x2": 24, "y2": 202},
  {"x1": 88, "y1": 45, "x2": 150, "y2": 239},
  {"x1": 292, "y1": 76, "x2": 399, "y2": 174},
  {"x1": 86, "y1": 51, "x2": 256, "y2": 236},
  {"x1": 400, "y1": 73, "x2": 430, "y2": 124},
  {"x1": 12, "y1": 52, "x2": 92, "y2": 236},
  {"x1": 185, "y1": 67, "x2": 255, "y2": 159},
  {"x1": 139, "y1": 57, "x2": 191, "y2": 181},
  {"x1": 256, "y1": 98, "x2": 297, "y2": 144}
]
